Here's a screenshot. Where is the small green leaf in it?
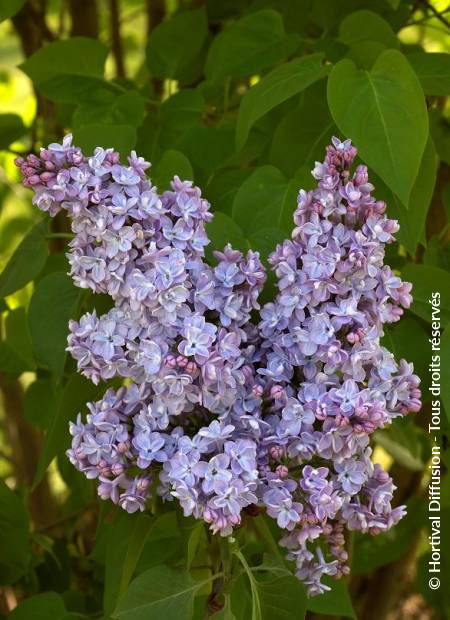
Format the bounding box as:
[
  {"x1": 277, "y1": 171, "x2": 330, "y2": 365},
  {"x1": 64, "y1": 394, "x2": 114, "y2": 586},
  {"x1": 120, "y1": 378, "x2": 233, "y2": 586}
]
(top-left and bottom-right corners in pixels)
[
  {"x1": 0, "y1": 114, "x2": 27, "y2": 149},
  {"x1": 73, "y1": 124, "x2": 137, "y2": 157},
  {"x1": 28, "y1": 272, "x2": 80, "y2": 375},
  {"x1": 408, "y1": 52, "x2": 450, "y2": 96},
  {"x1": 0, "y1": 222, "x2": 48, "y2": 297},
  {"x1": 236, "y1": 54, "x2": 327, "y2": 151},
  {"x1": 153, "y1": 150, "x2": 193, "y2": 191},
  {"x1": 146, "y1": 8, "x2": 208, "y2": 80},
  {"x1": 113, "y1": 565, "x2": 205, "y2": 620},
  {"x1": 327, "y1": 50, "x2": 428, "y2": 205},
  {"x1": 205, "y1": 10, "x2": 300, "y2": 83},
  {"x1": 0, "y1": 479, "x2": 30, "y2": 585},
  {"x1": 33, "y1": 374, "x2": 101, "y2": 487}
]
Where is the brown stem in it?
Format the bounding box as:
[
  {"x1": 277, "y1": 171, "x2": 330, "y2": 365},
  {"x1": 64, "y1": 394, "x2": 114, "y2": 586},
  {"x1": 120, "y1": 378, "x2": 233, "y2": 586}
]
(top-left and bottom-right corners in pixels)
[
  {"x1": 68, "y1": 0, "x2": 99, "y2": 38},
  {"x1": 420, "y1": 0, "x2": 450, "y2": 28},
  {"x1": 109, "y1": 0, "x2": 126, "y2": 79}
]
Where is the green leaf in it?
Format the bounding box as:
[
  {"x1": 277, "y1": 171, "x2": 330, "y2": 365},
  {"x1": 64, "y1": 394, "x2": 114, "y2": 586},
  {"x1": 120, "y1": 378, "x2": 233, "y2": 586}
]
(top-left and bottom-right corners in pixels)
[
  {"x1": 24, "y1": 379, "x2": 58, "y2": 430},
  {"x1": 306, "y1": 578, "x2": 356, "y2": 618},
  {"x1": 206, "y1": 212, "x2": 249, "y2": 258},
  {"x1": 0, "y1": 113, "x2": 27, "y2": 149},
  {"x1": 34, "y1": 374, "x2": 101, "y2": 487},
  {"x1": 20, "y1": 37, "x2": 108, "y2": 86},
  {"x1": 160, "y1": 90, "x2": 205, "y2": 131},
  {"x1": 402, "y1": 264, "x2": 450, "y2": 325},
  {"x1": 35, "y1": 74, "x2": 118, "y2": 105},
  {"x1": 9, "y1": 592, "x2": 67, "y2": 620},
  {"x1": 232, "y1": 166, "x2": 289, "y2": 234},
  {"x1": 429, "y1": 109, "x2": 450, "y2": 166},
  {"x1": 136, "y1": 512, "x2": 182, "y2": 573},
  {"x1": 177, "y1": 122, "x2": 235, "y2": 178},
  {"x1": 375, "y1": 418, "x2": 430, "y2": 471},
  {"x1": 327, "y1": 49, "x2": 428, "y2": 205},
  {"x1": 28, "y1": 272, "x2": 80, "y2": 375},
  {"x1": 5, "y1": 307, "x2": 34, "y2": 370},
  {"x1": 408, "y1": 52, "x2": 450, "y2": 96},
  {"x1": 73, "y1": 124, "x2": 137, "y2": 157},
  {"x1": 0, "y1": 0, "x2": 25, "y2": 22},
  {"x1": 339, "y1": 10, "x2": 398, "y2": 52},
  {"x1": 73, "y1": 92, "x2": 146, "y2": 129},
  {"x1": 0, "y1": 222, "x2": 48, "y2": 297},
  {"x1": 236, "y1": 53, "x2": 327, "y2": 151},
  {"x1": 0, "y1": 479, "x2": 30, "y2": 585},
  {"x1": 205, "y1": 10, "x2": 299, "y2": 83},
  {"x1": 374, "y1": 137, "x2": 437, "y2": 254},
  {"x1": 104, "y1": 511, "x2": 155, "y2": 616},
  {"x1": 353, "y1": 497, "x2": 426, "y2": 574},
  {"x1": 269, "y1": 80, "x2": 335, "y2": 177},
  {"x1": 113, "y1": 565, "x2": 206, "y2": 620},
  {"x1": 146, "y1": 8, "x2": 208, "y2": 80},
  {"x1": 153, "y1": 150, "x2": 193, "y2": 191},
  {"x1": 206, "y1": 169, "x2": 252, "y2": 216}
]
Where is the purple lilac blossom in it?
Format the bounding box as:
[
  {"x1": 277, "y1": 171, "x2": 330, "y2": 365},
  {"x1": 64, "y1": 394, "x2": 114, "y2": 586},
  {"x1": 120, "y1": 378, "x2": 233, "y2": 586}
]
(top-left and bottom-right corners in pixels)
[{"x1": 17, "y1": 135, "x2": 421, "y2": 596}]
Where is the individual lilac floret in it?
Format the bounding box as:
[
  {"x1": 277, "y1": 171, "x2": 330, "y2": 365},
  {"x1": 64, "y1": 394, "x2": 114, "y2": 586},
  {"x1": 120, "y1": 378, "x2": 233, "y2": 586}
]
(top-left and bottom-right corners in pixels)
[{"x1": 17, "y1": 135, "x2": 421, "y2": 597}]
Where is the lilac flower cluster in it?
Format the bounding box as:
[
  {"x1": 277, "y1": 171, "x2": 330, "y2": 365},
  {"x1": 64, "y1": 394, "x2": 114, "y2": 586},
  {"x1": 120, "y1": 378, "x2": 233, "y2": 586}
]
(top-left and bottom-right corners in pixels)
[{"x1": 17, "y1": 135, "x2": 421, "y2": 596}]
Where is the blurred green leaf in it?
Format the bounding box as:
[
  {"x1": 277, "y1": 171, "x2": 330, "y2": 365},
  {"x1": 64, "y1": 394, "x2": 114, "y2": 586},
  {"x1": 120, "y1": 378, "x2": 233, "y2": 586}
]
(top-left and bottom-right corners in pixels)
[
  {"x1": 353, "y1": 497, "x2": 426, "y2": 574},
  {"x1": 0, "y1": 479, "x2": 30, "y2": 585},
  {"x1": 402, "y1": 264, "x2": 450, "y2": 325},
  {"x1": 9, "y1": 592, "x2": 68, "y2": 620},
  {"x1": 0, "y1": 222, "x2": 48, "y2": 297},
  {"x1": 339, "y1": 10, "x2": 398, "y2": 54},
  {"x1": 375, "y1": 418, "x2": 431, "y2": 471},
  {"x1": 24, "y1": 379, "x2": 58, "y2": 430},
  {"x1": 146, "y1": 8, "x2": 208, "y2": 80},
  {"x1": 28, "y1": 272, "x2": 80, "y2": 375},
  {"x1": 20, "y1": 37, "x2": 108, "y2": 87},
  {"x1": 5, "y1": 307, "x2": 34, "y2": 370},
  {"x1": 34, "y1": 373, "x2": 101, "y2": 487},
  {"x1": 205, "y1": 10, "x2": 300, "y2": 82},
  {"x1": 429, "y1": 109, "x2": 450, "y2": 166},
  {"x1": 408, "y1": 52, "x2": 450, "y2": 96},
  {"x1": 328, "y1": 50, "x2": 428, "y2": 206},
  {"x1": 0, "y1": 113, "x2": 27, "y2": 149},
  {"x1": 153, "y1": 149, "x2": 193, "y2": 190},
  {"x1": 236, "y1": 53, "x2": 327, "y2": 150},
  {"x1": 0, "y1": 0, "x2": 25, "y2": 22},
  {"x1": 73, "y1": 123, "x2": 137, "y2": 156},
  {"x1": 113, "y1": 565, "x2": 203, "y2": 620}
]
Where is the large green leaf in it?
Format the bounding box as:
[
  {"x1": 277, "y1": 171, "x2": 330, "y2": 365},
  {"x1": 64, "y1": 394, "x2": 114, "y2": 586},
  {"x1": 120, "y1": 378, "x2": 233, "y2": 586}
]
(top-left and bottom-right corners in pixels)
[
  {"x1": 28, "y1": 272, "x2": 80, "y2": 375},
  {"x1": 402, "y1": 264, "x2": 450, "y2": 326},
  {"x1": 306, "y1": 579, "x2": 356, "y2": 618},
  {"x1": 0, "y1": 113, "x2": 27, "y2": 149},
  {"x1": 113, "y1": 565, "x2": 207, "y2": 620},
  {"x1": 236, "y1": 54, "x2": 327, "y2": 150},
  {"x1": 0, "y1": 222, "x2": 48, "y2": 297},
  {"x1": 33, "y1": 374, "x2": 101, "y2": 487},
  {"x1": 160, "y1": 90, "x2": 205, "y2": 131},
  {"x1": 146, "y1": 8, "x2": 208, "y2": 80},
  {"x1": 20, "y1": 37, "x2": 108, "y2": 86},
  {"x1": 0, "y1": 479, "x2": 30, "y2": 585},
  {"x1": 24, "y1": 379, "x2": 59, "y2": 430},
  {"x1": 104, "y1": 511, "x2": 155, "y2": 616},
  {"x1": 73, "y1": 92, "x2": 146, "y2": 129},
  {"x1": 339, "y1": 10, "x2": 398, "y2": 63},
  {"x1": 4, "y1": 307, "x2": 34, "y2": 370},
  {"x1": 374, "y1": 137, "x2": 437, "y2": 255},
  {"x1": 177, "y1": 122, "x2": 235, "y2": 178},
  {"x1": 327, "y1": 49, "x2": 428, "y2": 206},
  {"x1": 205, "y1": 10, "x2": 299, "y2": 82},
  {"x1": 408, "y1": 52, "x2": 450, "y2": 96}
]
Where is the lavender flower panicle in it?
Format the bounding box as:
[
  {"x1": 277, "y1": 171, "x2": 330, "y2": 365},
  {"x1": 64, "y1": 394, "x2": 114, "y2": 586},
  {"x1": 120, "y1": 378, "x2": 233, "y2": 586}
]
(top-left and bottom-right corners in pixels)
[{"x1": 16, "y1": 134, "x2": 421, "y2": 596}]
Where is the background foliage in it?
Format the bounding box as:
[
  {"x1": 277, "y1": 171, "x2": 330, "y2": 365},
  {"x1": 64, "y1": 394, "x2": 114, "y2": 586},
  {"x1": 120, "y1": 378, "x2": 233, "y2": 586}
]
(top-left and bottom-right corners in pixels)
[{"x1": 0, "y1": 0, "x2": 449, "y2": 618}]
